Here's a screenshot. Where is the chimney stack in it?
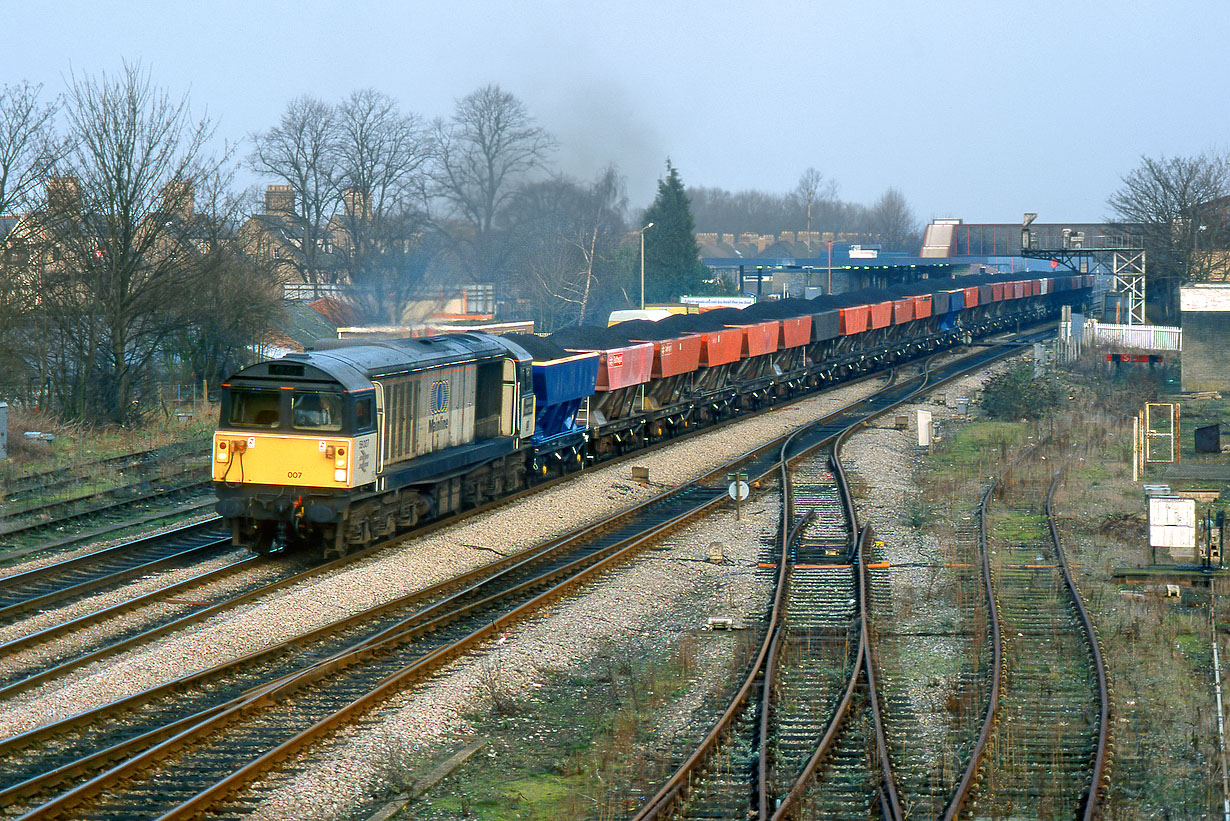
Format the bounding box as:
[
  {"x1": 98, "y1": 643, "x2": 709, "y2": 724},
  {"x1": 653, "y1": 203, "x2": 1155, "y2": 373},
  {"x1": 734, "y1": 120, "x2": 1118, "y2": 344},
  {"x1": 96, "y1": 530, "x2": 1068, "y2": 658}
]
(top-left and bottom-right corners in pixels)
[
  {"x1": 342, "y1": 188, "x2": 370, "y2": 219},
  {"x1": 265, "y1": 184, "x2": 295, "y2": 217},
  {"x1": 161, "y1": 181, "x2": 194, "y2": 219},
  {"x1": 47, "y1": 176, "x2": 81, "y2": 213}
]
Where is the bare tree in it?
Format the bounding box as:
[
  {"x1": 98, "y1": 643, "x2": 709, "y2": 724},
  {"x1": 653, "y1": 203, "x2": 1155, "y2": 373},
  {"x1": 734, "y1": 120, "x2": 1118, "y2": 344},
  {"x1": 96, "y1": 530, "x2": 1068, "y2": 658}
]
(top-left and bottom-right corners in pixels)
[
  {"x1": 689, "y1": 185, "x2": 795, "y2": 235},
  {"x1": 167, "y1": 186, "x2": 283, "y2": 393},
  {"x1": 0, "y1": 82, "x2": 65, "y2": 393},
  {"x1": 249, "y1": 95, "x2": 341, "y2": 291},
  {"x1": 506, "y1": 168, "x2": 628, "y2": 330},
  {"x1": 866, "y1": 187, "x2": 919, "y2": 252},
  {"x1": 1108, "y1": 152, "x2": 1230, "y2": 318},
  {"x1": 565, "y1": 166, "x2": 627, "y2": 324},
  {"x1": 334, "y1": 89, "x2": 434, "y2": 323},
  {"x1": 791, "y1": 167, "x2": 838, "y2": 253},
  {"x1": 28, "y1": 63, "x2": 239, "y2": 424},
  {"x1": 432, "y1": 84, "x2": 555, "y2": 283},
  {"x1": 0, "y1": 81, "x2": 63, "y2": 215}
]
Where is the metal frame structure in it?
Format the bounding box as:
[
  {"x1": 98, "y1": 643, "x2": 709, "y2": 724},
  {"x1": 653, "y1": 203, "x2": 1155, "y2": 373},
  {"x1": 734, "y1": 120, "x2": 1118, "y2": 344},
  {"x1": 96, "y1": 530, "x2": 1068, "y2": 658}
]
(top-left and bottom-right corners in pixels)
[
  {"x1": 1112, "y1": 250, "x2": 1147, "y2": 325},
  {"x1": 1020, "y1": 215, "x2": 1147, "y2": 325}
]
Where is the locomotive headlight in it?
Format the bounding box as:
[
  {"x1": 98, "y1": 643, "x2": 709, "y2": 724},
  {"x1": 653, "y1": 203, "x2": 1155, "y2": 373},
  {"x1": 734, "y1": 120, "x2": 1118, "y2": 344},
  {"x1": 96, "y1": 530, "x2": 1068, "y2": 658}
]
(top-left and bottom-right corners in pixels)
[
  {"x1": 334, "y1": 468, "x2": 347, "y2": 482},
  {"x1": 216, "y1": 441, "x2": 229, "y2": 462},
  {"x1": 335, "y1": 446, "x2": 346, "y2": 468}
]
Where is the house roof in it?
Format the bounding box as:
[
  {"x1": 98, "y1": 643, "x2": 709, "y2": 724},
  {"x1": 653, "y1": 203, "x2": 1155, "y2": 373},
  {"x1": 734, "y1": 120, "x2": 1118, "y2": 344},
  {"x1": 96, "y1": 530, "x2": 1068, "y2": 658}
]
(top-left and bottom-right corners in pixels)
[{"x1": 269, "y1": 301, "x2": 340, "y2": 351}]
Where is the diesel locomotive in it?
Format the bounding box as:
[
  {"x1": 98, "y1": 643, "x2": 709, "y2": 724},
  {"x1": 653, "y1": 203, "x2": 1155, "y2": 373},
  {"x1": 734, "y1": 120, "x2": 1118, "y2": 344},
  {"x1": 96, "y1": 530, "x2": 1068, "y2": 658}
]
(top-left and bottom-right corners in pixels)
[
  {"x1": 213, "y1": 271, "x2": 1095, "y2": 556},
  {"x1": 214, "y1": 333, "x2": 535, "y2": 554}
]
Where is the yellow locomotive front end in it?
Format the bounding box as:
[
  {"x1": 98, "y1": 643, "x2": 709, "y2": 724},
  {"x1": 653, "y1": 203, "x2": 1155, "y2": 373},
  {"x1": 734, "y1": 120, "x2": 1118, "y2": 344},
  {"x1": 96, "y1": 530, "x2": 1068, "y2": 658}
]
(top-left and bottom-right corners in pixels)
[{"x1": 213, "y1": 363, "x2": 379, "y2": 553}]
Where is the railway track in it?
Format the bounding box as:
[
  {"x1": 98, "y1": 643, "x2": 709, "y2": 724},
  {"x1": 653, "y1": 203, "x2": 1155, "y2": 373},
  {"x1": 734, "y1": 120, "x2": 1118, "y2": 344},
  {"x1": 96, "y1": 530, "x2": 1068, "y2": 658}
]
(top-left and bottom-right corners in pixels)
[
  {"x1": 869, "y1": 478, "x2": 988, "y2": 820},
  {"x1": 630, "y1": 333, "x2": 1071, "y2": 820},
  {"x1": 630, "y1": 410, "x2": 899, "y2": 819},
  {"x1": 0, "y1": 477, "x2": 214, "y2": 555},
  {"x1": 0, "y1": 439, "x2": 207, "y2": 503},
  {"x1": 0, "y1": 521, "x2": 232, "y2": 627},
  {"x1": 0, "y1": 333, "x2": 1045, "y2": 819},
  {"x1": 942, "y1": 447, "x2": 1110, "y2": 819},
  {"x1": 0, "y1": 365, "x2": 910, "y2": 712},
  {"x1": 0, "y1": 449, "x2": 763, "y2": 818},
  {"x1": 630, "y1": 341, "x2": 1052, "y2": 820},
  {"x1": 766, "y1": 459, "x2": 890, "y2": 820},
  {"x1": 0, "y1": 550, "x2": 314, "y2": 698}
]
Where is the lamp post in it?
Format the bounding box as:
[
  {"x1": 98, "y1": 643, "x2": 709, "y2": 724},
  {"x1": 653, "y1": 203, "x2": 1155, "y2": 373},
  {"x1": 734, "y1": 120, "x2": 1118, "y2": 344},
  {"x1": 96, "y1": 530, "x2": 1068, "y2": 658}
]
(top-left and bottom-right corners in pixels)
[
  {"x1": 822, "y1": 239, "x2": 836, "y2": 294},
  {"x1": 639, "y1": 221, "x2": 655, "y2": 309}
]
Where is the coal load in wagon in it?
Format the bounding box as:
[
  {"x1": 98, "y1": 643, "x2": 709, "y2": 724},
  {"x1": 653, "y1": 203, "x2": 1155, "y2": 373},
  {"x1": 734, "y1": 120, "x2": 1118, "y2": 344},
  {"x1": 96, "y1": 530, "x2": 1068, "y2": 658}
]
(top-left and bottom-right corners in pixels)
[
  {"x1": 675, "y1": 307, "x2": 755, "y2": 331},
  {"x1": 823, "y1": 287, "x2": 896, "y2": 308},
  {"x1": 501, "y1": 333, "x2": 571, "y2": 361},
  {"x1": 741, "y1": 298, "x2": 815, "y2": 321},
  {"x1": 607, "y1": 318, "x2": 697, "y2": 342},
  {"x1": 546, "y1": 324, "x2": 631, "y2": 351}
]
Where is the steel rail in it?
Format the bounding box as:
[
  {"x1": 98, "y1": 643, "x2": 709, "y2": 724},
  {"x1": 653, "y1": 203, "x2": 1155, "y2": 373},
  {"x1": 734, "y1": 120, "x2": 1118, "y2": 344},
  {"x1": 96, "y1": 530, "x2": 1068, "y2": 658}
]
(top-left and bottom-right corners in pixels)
[
  {"x1": 7, "y1": 378, "x2": 906, "y2": 815},
  {"x1": 767, "y1": 525, "x2": 868, "y2": 821},
  {"x1": 1047, "y1": 463, "x2": 1111, "y2": 819},
  {"x1": 634, "y1": 511, "x2": 815, "y2": 821},
  {"x1": 0, "y1": 440, "x2": 207, "y2": 501},
  {"x1": 835, "y1": 418, "x2": 905, "y2": 814},
  {"x1": 0, "y1": 478, "x2": 212, "y2": 543},
  {"x1": 22, "y1": 472, "x2": 736, "y2": 820},
  {"x1": 0, "y1": 372, "x2": 886, "y2": 697},
  {"x1": 0, "y1": 479, "x2": 735, "y2": 803},
  {"x1": 768, "y1": 418, "x2": 904, "y2": 819},
  {"x1": 941, "y1": 478, "x2": 1004, "y2": 820},
  {"x1": 0, "y1": 500, "x2": 217, "y2": 566},
  {"x1": 756, "y1": 423, "x2": 805, "y2": 821},
  {"x1": 0, "y1": 372, "x2": 904, "y2": 813},
  {"x1": 10, "y1": 332, "x2": 1044, "y2": 819},
  {"x1": 861, "y1": 523, "x2": 904, "y2": 821},
  {"x1": 0, "y1": 464, "x2": 204, "y2": 524},
  {"x1": 0, "y1": 537, "x2": 232, "y2": 623},
  {"x1": 623, "y1": 360, "x2": 909, "y2": 820},
  {"x1": 654, "y1": 356, "x2": 906, "y2": 820},
  {"x1": 941, "y1": 438, "x2": 1054, "y2": 820},
  {"x1": 638, "y1": 334, "x2": 1036, "y2": 821}
]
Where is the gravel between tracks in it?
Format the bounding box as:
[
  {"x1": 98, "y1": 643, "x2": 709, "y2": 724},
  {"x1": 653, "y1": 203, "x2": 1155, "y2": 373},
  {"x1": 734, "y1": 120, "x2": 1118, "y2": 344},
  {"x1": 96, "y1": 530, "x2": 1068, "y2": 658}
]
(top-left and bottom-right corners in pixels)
[
  {"x1": 0, "y1": 545, "x2": 253, "y2": 648},
  {"x1": 241, "y1": 357, "x2": 1022, "y2": 818},
  {"x1": 243, "y1": 494, "x2": 780, "y2": 821},
  {"x1": 842, "y1": 355, "x2": 1020, "y2": 761},
  {"x1": 0, "y1": 376, "x2": 883, "y2": 742}
]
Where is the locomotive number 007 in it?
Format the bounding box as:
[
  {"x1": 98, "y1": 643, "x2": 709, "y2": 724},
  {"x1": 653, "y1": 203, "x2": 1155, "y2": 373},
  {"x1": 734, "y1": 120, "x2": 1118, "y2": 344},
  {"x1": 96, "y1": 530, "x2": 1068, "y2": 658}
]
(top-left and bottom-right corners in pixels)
[{"x1": 287, "y1": 471, "x2": 303, "y2": 478}]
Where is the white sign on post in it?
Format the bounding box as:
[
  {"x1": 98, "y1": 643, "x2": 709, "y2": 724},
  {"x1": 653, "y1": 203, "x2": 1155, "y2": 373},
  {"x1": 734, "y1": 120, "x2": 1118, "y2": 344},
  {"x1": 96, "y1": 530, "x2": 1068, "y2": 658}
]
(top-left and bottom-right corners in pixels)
[
  {"x1": 1149, "y1": 496, "x2": 1196, "y2": 549},
  {"x1": 728, "y1": 481, "x2": 750, "y2": 501},
  {"x1": 917, "y1": 409, "x2": 933, "y2": 447}
]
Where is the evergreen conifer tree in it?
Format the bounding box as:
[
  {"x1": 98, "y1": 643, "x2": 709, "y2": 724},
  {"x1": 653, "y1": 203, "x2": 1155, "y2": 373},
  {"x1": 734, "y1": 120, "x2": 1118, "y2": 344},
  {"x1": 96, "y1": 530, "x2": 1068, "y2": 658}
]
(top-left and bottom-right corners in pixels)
[{"x1": 641, "y1": 159, "x2": 707, "y2": 303}]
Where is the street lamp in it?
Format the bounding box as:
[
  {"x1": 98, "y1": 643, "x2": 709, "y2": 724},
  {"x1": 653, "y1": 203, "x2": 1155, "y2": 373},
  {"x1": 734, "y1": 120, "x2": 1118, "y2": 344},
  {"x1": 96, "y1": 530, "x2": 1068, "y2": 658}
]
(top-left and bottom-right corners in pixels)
[
  {"x1": 639, "y1": 222, "x2": 655, "y2": 309},
  {"x1": 822, "y1": 239, "x2": 836, "y2": 295}
]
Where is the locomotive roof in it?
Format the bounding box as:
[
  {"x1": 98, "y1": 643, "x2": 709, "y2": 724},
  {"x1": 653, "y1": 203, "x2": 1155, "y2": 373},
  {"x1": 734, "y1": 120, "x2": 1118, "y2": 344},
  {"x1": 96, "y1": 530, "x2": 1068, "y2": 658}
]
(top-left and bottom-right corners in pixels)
[{"x1": 227, "y1": 332, "x2": 530, "y2": 390}]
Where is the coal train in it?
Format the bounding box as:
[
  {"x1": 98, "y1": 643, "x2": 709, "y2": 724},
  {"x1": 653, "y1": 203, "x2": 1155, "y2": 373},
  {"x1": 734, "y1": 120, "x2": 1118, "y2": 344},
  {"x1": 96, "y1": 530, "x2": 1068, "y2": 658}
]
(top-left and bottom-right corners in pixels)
[{"x1": 213, "y1": 271, "x2": 1094, "y2": 555}]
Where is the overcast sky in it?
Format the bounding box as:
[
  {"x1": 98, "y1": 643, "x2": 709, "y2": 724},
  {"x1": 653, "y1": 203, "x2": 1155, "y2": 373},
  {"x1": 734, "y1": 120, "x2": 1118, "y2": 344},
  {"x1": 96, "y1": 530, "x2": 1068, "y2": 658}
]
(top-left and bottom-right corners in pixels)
[{"x1": 5, "y1": 0, "x2": 1227, "y2": 225}]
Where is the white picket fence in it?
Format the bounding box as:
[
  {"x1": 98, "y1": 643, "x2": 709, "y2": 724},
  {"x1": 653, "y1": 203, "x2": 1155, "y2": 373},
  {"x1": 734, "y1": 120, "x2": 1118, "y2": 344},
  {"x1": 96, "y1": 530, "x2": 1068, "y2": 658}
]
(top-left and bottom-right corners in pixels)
[
  {"x1": 1055, "y1": 317, "x2": 1181, "y2": 362},
  {"x1": 1083, "y1": 320, "x2": 1182, "y2": 352}
]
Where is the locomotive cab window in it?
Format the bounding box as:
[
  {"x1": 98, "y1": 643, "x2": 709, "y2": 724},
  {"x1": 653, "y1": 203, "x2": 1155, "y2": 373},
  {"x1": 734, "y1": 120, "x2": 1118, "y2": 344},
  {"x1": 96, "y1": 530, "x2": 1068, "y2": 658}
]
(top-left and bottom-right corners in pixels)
[
  {"x1": 227, "y1": 389, "x2": 281, "y2": 428},
  {"x1": 355, "y1": 396, "x2": 374, "y2": 431},
  {"x1": 292, "y1": 392, "x2": 343, "y2": 431}
]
